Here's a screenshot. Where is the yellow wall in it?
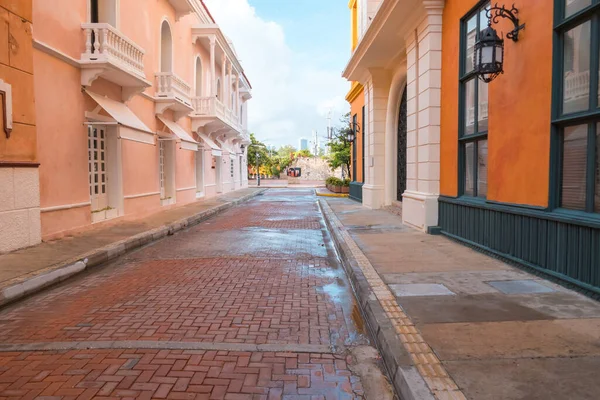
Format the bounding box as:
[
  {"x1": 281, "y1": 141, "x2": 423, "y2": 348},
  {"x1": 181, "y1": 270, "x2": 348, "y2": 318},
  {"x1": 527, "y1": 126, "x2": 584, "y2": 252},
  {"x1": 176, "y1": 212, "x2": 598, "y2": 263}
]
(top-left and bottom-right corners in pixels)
[{"x1": 440, "y1": 0, "x2": 554, "y2": 207}]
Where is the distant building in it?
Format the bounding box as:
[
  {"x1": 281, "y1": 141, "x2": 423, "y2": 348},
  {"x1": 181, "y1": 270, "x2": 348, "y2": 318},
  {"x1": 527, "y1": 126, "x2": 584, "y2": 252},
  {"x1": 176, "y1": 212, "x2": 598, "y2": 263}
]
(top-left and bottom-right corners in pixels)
[{"x1": 298, "y1": 138, "x2": 309, "y2": 151}]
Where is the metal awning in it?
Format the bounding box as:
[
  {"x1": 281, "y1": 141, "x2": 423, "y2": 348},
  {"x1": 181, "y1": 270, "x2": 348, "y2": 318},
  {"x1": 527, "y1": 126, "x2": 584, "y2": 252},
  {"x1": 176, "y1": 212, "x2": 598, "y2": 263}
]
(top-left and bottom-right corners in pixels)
[
  {"x1": 196, "y1": 132, "x2": 222, "y2": 157},
  {"x1": 85, "y1": 90, "x2": 155, "y2": 145},
  {"x1": 156, "y1": 116, "x2": 198, "y2": 151}
]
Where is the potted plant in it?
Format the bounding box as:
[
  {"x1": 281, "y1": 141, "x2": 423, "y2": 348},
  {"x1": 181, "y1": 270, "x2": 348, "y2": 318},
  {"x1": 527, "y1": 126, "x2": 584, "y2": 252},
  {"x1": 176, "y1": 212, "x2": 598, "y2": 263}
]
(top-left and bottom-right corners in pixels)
[
  {"x1": 341, "y1": 179, "x2": 350, "y2": 194},
  {"x1": 326, "y1": 177, "x2": 343, "y2": 193}
]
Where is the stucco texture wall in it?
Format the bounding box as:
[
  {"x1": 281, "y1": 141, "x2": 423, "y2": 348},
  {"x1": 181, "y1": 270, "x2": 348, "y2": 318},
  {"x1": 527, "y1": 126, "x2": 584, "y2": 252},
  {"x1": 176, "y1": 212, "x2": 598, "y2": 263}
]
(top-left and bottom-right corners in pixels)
[{"x1": 440, "y1": 0, "x2": 553, "y2": 207}]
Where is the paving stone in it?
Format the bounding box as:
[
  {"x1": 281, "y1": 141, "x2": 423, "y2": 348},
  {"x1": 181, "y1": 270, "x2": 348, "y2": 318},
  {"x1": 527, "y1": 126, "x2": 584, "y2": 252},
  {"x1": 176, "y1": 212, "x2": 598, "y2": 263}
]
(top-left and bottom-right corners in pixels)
[
  {"x1": 487, "y1": 280, "x2": 554, "y2": 294},
  {"x1": 389, "y1": 283, "x2": 455, "y2": 297}
]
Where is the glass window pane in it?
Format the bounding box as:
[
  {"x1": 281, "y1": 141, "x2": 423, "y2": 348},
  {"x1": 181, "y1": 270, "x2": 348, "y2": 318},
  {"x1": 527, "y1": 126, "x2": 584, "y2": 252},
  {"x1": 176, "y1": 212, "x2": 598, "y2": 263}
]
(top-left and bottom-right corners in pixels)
[
  {"x1": 565, "y1": 0, "x2": 591, "y2": 18},
  {"x1": 561, "y1": 124, "x2": 588, "y2": 210},
  {"x1": 596, "y1": 123, "x2": 600, "y2": 213},
  {"x1": 465, "y1": 15, "x2": 476, "y2": 74},
  {"x1": 479, "y1": 5, "x2": 490, "y2": 34},
  {"x1": 477, "y1": 140, "x2": 488, "y2": 198},
  {"x1": 464, "y1": 79, "x2": 476, "y2": 135},
  {"x1": 563, "y1": 21, "x2": 591, "y2": 115},
  {"x1": 465, "y1": 142, "x2": 475, "y2": 196},
  {"x1": 478, "y1": 81, "x2": 488, "y2": 132}
]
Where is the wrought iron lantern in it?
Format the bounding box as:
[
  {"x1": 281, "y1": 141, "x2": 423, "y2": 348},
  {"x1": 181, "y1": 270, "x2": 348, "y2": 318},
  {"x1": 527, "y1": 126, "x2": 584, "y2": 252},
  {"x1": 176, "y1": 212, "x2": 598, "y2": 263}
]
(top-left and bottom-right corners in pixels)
[
  {"x1": 474, "y1": 26, "x2": 504, "y2": 83},
  {"x1": 474, "y1": 3, "x2": 525, "y2": 83},
  {"x1": 347, "y1": 121, "x2": 359, "y2": 143}
]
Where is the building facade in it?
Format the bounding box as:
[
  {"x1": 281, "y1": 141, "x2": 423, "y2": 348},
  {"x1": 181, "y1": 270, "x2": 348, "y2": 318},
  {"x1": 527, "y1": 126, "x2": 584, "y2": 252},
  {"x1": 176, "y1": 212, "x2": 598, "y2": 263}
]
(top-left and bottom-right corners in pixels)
[
  {"x1": 0, "y1": 0, "x2": 41, "y2": 253},
  {"x1": 26, "y1": 0, "x2": 251, "y2": 243},
  {"x1": 344, "y1": 0, "x2": 600, "y2": 293}
]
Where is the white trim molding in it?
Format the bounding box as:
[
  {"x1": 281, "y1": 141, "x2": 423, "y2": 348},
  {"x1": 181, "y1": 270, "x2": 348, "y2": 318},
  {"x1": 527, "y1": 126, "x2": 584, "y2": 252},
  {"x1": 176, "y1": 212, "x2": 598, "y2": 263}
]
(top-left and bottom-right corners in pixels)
[
  {"x1": 41, "y1": 202, "x2": 91, "y2": 213},
  {"x1": 0, "y1": 79, "x2": 13, "y2": 138},
  {"x1": 176, "y1": 186, "x2": 196, "y2": 192},
  {"x1": 124, "y1": 191, "x2": 160, "y2": 200}
]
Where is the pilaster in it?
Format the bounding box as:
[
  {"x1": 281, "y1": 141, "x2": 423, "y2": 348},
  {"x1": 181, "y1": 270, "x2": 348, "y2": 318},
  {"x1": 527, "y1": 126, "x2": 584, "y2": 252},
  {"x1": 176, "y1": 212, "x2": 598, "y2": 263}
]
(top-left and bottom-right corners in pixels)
[
  {"x1": 363, "y1": 68, "x2": 391, "y2": 209},
  {"x1": 402, "y1": 0, "x2": 444, "y2": 231}
]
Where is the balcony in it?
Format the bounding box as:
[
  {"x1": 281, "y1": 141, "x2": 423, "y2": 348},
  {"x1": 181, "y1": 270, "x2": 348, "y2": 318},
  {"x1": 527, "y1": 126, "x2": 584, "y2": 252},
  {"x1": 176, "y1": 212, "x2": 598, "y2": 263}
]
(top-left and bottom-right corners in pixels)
[
  {"x1": 80, "y1": 23, "x2": 151, "y2": 101},
  {"x1": 154, "y1": 72, "x2": 194, "y2": 118},
  {"x1": 191, "y1": 96, "x2": 243, "y2": 136}
]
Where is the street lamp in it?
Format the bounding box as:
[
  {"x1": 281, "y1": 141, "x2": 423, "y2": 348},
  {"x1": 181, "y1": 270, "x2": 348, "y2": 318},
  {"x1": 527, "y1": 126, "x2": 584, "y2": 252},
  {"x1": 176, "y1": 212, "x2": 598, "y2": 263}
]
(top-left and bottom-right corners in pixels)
[{"x1": 473, "y1": 4, "x2": 525, "y2": 83}]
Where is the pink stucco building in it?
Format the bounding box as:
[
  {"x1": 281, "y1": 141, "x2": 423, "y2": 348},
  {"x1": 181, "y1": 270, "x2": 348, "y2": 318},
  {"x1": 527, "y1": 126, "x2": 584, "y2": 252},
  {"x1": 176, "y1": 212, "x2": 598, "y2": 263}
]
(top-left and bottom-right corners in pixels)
[{"x1": 10, "y1": 0, "x2": 251, "y2": 245}]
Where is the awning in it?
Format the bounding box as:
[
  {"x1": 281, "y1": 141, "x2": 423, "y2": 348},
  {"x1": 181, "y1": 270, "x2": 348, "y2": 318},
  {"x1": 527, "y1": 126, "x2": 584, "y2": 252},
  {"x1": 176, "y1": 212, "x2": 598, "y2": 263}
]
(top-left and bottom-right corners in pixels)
[
  {"x1": 85, "y1": 90, "x2": 155, "y2": 145},
  {"x1": 196, "y1": 132, "x2": 222, "y2": 157},
  {"x1": 156, "y1": 116, "x2": 198, "y2": 151}
]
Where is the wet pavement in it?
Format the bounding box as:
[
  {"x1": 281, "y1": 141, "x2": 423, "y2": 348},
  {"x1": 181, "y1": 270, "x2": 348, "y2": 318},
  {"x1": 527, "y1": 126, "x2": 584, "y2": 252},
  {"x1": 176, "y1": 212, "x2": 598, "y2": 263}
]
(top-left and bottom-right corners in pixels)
[{"x1": 0, "y1": 189, "x2": 392, "y2": 400}]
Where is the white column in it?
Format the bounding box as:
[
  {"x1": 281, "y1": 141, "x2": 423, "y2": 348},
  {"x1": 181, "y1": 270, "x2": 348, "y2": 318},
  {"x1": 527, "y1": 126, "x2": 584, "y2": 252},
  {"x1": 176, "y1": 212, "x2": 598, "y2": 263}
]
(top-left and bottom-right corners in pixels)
[
  {"x1": 362, "y1": 68, "x2": 391, "y2": 209},
  {"x1": 227, "y1": 62, "x2": 233, "y2": 109},
  {"x1": 402, "y1": 1, "x2": 444, "y2": 232},
  {"x1": 221, "y1": 54, "x2": 226, "y2": 101},
  {"x1": 209, "y1": 36, "x2": 216, "y2": 97},
  {"x1": 235, "y1": 74, "x2": 240, "y2": 115}
]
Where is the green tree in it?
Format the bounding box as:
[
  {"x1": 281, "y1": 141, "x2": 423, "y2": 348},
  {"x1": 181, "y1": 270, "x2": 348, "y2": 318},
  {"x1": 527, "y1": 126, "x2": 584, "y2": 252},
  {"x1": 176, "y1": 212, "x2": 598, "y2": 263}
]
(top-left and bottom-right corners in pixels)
[
  {"x1": 247, "y1": 134, "x2": 271, "y2": 175},
  {"x1": 277, "y1": 145, "x2": 297, "y2": 158},
  {"x1": 326, "y1": 113, "x2": 352, "y2": 179},
  {"x1": 295, "y1": 149, "x2": 313, "y2": 158}
]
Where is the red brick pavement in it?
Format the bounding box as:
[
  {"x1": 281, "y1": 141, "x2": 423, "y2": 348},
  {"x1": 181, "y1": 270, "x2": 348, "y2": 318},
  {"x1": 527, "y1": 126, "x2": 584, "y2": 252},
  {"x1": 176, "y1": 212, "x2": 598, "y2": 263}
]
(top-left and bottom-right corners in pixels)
[
  {"x1": 0, "y1": 349, "x2": 363, "y2": 399},
  {"x1": 0, "y1": 258, "x2": 349, "y2": 345},
  {"x1": 0, "y1": 191, "x2": 373, "y2": 399}
]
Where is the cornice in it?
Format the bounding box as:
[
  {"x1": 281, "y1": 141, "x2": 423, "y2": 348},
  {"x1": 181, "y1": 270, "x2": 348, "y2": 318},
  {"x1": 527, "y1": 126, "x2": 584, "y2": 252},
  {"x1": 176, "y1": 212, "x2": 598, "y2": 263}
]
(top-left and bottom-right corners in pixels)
[{"x1": 345, "y1": 82, "x2": 364, "y2": 103}]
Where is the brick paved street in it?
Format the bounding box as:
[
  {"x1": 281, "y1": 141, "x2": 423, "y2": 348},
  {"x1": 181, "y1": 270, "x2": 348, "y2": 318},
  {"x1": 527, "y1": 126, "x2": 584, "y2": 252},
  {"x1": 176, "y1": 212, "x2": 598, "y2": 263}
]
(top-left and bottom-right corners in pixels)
[{"x1": 0, "y1": 189, "x2": 390, "y2": 399}]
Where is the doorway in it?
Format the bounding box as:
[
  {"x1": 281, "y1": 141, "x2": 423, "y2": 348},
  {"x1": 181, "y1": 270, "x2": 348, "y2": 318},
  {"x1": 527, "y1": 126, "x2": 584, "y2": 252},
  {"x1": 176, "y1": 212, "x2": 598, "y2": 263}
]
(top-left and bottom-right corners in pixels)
[
  {"x1": 87, "y1": 125, "x2": 121, "y2": 222},
  {"x1": 397, "y1": 87, "x2": 407, "y2": 201},
  {"x1": 196, "y1": 149, "x2": 205, "y2": 197}
]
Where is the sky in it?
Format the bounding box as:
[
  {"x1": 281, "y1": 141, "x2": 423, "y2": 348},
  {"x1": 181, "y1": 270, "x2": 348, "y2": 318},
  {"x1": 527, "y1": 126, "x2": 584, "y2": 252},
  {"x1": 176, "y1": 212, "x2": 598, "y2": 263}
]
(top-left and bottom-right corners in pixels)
[{"x1": 203, "y1": 0, "x2": 350, "y2": 149}]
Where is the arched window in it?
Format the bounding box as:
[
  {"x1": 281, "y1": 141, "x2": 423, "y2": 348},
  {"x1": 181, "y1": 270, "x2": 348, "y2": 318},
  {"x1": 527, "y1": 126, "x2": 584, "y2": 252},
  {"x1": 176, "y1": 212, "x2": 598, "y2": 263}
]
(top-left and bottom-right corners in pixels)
[
  {"x1": 160, "y1": 21, "x2": 173, "y2": 73},
  {"x1": 195, "y1": 57, "x2": 203, "y2": 97},
  {"x1": 216, "y1": 78, "x2": 221, "y2": 100}
]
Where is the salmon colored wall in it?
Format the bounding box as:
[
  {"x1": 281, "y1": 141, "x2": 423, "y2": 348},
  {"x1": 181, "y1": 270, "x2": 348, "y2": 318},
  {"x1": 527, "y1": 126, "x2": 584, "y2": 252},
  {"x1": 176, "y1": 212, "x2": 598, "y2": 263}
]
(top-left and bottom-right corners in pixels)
[
  {"x1": 440, "y1": 0, "x2": 553, "y2": 207},
  {"x1": 350, "y1": 89, "x2": 364, "y2": 182},
  {"x1": 41, "y1": 205, "x2": 90, "y2": 239},
  {"x1": 34, "y1": 50, "x2": 89, "y2": 209},
  {"x1": 124, "y1": 194, "x2": 160, "y2": 216},
  {"x1": 176, "y1": 147, "x2": 196, "y2": 190},
  {"x1": 122, "y1": 139, "x2": 159, "y2": 197},
  {"x1": 32, "y1": 0, "x2": 86, "y2": 60}
]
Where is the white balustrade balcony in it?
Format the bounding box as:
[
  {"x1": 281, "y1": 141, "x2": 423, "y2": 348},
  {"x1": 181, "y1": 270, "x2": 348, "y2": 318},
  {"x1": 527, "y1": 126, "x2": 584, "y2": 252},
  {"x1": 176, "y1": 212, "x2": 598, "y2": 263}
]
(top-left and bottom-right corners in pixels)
[
  {"x1": 80, "y1": 23, "x2": 150, "y2": 98},
  {"x1": 154, "y1": 72, "x2": 193, "y2": 116},
  {"x1": 191, "y1": 96, "x2": 242, "y2": 135}
]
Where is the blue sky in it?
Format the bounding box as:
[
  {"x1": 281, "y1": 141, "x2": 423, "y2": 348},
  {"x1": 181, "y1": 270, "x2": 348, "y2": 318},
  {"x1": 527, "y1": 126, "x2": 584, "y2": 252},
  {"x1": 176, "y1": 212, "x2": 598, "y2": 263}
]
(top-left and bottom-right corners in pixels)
[{"x1": 204, "y1": 0, "x2": 351, "y2": 148}]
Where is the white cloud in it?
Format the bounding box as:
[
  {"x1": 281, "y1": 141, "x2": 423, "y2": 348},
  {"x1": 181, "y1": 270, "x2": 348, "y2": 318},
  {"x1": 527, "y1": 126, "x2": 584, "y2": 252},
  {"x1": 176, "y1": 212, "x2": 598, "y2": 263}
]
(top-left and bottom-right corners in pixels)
[{"x1": 204, "y1": 0, "x2": 349, "y2": 148}]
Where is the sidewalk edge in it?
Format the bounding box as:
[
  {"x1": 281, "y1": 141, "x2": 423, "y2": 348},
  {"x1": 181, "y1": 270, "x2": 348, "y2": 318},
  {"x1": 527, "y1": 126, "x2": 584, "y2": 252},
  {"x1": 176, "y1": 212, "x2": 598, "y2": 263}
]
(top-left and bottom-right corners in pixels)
[
  {"x1": 319, "y1": 199, "x2": 435, "y2": 400},
  {"x1": 0, "y1": 189, "x2": 266, "y2": 309}
]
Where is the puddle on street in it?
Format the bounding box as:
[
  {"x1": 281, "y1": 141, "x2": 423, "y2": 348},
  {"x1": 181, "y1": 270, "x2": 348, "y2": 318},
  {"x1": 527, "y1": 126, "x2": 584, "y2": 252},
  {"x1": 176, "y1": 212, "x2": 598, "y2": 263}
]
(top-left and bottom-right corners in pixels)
[
  {"x1": 321, "y1": 278, "x2": 347, "y2": 303},
  {"x1": 351, "y1": 303, "x2": 366, "y2": 337}
]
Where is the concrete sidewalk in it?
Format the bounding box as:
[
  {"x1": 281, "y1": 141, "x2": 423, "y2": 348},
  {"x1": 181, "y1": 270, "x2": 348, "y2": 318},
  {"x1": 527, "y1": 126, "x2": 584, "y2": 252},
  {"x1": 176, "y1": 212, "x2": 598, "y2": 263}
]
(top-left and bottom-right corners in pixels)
[
  {"x1": 320, "y1": 197, "x2": 600, "y2": 400},
  {"x1": 0, "y1": 188, "x2": 264, "y2": 308}
]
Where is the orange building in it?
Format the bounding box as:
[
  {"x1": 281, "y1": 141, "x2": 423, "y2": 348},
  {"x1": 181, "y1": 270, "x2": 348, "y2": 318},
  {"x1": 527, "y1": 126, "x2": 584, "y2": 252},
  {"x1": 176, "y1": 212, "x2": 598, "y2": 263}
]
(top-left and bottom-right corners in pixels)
[
  {"x1": 438, "y1": 0, "x2": 600, "y2": 293},
  {"x1": 343, "y1": 0, "x2": 600, "y2": 293},
  {"x1": 347, "y1": 0, "x2": 365, "y2": 201},
  {"x1": 0, "y1": 0, "x2": 41, "y2": 252}
]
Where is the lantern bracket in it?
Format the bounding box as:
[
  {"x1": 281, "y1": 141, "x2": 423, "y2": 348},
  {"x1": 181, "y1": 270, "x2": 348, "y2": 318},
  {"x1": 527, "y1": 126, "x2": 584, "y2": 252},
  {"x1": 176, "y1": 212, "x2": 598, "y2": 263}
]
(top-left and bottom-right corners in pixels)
[{"x1": 486, "y1": 3, "x2": 525, "y2": 42}]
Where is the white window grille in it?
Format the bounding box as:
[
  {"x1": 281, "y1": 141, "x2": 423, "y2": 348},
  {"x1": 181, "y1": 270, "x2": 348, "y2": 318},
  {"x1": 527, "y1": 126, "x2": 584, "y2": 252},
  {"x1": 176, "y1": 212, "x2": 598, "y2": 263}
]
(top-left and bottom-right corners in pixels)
[{"x1": 88, "y1": 126, "x2": 108, "y2": 211}]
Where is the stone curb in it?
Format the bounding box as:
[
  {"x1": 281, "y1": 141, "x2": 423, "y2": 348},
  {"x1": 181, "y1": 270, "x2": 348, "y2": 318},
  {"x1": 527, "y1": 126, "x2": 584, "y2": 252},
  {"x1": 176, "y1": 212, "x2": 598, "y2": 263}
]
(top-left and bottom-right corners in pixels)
[
  {"x1": 319, "y1": 199, "x2": 435, "y2": 400},
  {"x1": 0, "y1": 189, "x2": 267, "y2": 309}
]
